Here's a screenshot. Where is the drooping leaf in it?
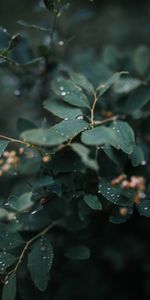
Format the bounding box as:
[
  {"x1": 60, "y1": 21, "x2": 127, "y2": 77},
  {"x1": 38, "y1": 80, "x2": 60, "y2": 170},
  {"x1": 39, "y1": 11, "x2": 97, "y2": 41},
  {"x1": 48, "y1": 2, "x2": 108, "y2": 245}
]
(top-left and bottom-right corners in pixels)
[
  {"x1": 21, "y1": 119, "x2": 88, "y2": 146},
  {"x1": 43, "y1": 98, "x2": 83, "y2": 119},
  {"x1": 2, "y1": 273, "x2": 16, "y2": 300},
  {"x1": 0, "y1": 140, "x2": 9, "y2": 156},
  {"x1": 70, "y1": 143, "x2": 98, "y2": 170},
  {"x1": 130, "y1": 145, "x2": 146, "y2": 167},
  {"x1": 51, "y1": 77, "x2": 90, "y2": 108},
  {"x1": 28, "y1": 237, "x2": 53, "y2": 291},
  {"x1": 136, "y1": 199, "x2": 150, "y2": 217},
  {"x1": 84, "y1": 194, "x2": 102, "y2": 210},
  {"x1": 0, "y1": 252, "x2": 17, "y2": 273},
  {"x1": 65, "y1": 245, "x2": 90, "y2": 260}
]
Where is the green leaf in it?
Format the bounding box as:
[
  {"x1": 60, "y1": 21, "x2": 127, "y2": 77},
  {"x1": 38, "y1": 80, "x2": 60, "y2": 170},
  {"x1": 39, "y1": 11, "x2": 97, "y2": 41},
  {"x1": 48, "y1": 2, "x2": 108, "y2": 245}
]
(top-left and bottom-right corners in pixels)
[
  {"x1": 17, "y1": 118, "x2": 37, "y2": 134},
  {"x1": 82, "y1": 126, "x2": 119, "y2": 147},
  {"x1": 2, "y1": 273, "x2": 16, "y2": 300},
  {"x1": 130, "y1": 145, "x2": 146, "y2": 167},
  {"x1": 9, "y1": 192, "x2": 33, "y2": 212},
  {"x1": 82, "y1": 121, "x2": 135, "y2": 154},
  {"x1": 0, "y1": 140, "x2": 9, "y2": 156},
  {"x1": 70, "y1": 143, "x2": 98, "y2": 171},
  {"x1": 133, "y1": 46, "x2": 150, "y2": 76},
  {"x1": 110, "y1": 121, "x2": 135, "y2": 154},
  {"x1": 97, "y1": 72, "x2": 128, "y2": 97},
  {"x1": 84, "y1": 194, "x2": 102, "y2": 210},
  {"x1": 65, "y1": 245, "x2": 90, "y2": 260},
  {"x1": 28, "y1": 238, "x2": 53, "y2": 291},
  {"x1": 98, "y1": 179, "x2": 129, "y2": 206},
  {"x1": 69, "y1": 71, "x2": 94, "y2": 95},
  {"x1": 137, "y1": 199, "x2": 150, "y2": 217},
  {"x1": 0, "y1": 252, "x2": 17, "y2": 273},
  {"x1": 123, "y1": 86, "x2": 150, "y2": 113},
  {"x1": 43, "y1": 98, "x2": 83, "y2": 119},
  {"x1": 0, "y1": 231, "x2": 24, "y2": 250},
  {"x1": 51, "y1": 77, "x2": 90, "y2": 108},
  {"x1": 21, "y1": 119, "x2": 88, "y2": 146},
  {"x1": 113, "y1": 77, "x2": 141, "y2": 94}
]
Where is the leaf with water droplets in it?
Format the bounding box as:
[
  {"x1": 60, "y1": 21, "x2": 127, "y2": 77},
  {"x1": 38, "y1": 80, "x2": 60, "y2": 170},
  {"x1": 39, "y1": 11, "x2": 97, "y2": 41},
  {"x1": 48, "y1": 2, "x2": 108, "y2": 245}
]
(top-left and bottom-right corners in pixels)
[
  {"x1": 43, "y1": 98, "x2": 83, "y2": 119},
  {"x1": 21, "y1": 119, "x2": 88, "y2": 146},
  {"x1": 84, "y1": 194, "x2": 102, "y2": 210},
  {"x1": 2, "y1": 273, "x2": 16, "y2": 300},
  {"x1": 51, "y1": 77, "x2": 90, "y2": 108},
  {"x1": 110, "y1": 121, "x2": 135, "y2": 154},
  {"x1": 137, "y1": 199, "x2": 150, "y2": 217},
  {"x1": 98, "y1": 179, "x2": 129, "y2": 206},
  {"x1": 0, "y1": 252, "x2": 17, "y2": 273},
  {"x1": 9, "y1": 192, "x2": 33, "y2": 212},
  {"x1": 65, "y1": 245, "x2": 90, "y2": 260},
  {"x1": 28, "y1": 237, "x2": 53, "y2": 291},
  {"x1": 69, "y1": 71, "x2": 94, "y2": 95},
  {"x1": 0, "y1": 231, "x2": 24, "y2": 250},
  {"x1": 0, "y1": 140, "x2": 9, "y2": 156}
]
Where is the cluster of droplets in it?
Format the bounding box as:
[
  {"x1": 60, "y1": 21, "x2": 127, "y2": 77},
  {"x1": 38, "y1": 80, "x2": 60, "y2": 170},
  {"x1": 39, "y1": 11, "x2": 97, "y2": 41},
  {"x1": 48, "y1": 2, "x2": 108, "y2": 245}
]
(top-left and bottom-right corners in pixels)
[
  {"x1": 98, "y1": 182, "x2": 121, "y2": 205},
  {"x1": 0, "y1": 251, "x2": 7, "y2": 273},
  {"x1": 59, "y1": 85, "x2": 70, "y2": 97}
]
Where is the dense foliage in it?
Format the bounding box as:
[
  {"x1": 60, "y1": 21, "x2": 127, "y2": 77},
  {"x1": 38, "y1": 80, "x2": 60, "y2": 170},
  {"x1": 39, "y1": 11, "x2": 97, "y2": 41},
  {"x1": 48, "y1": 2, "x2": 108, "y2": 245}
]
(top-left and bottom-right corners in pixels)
[{"x1": 0, "y1": 0, "x2": 150, "y2": 299}]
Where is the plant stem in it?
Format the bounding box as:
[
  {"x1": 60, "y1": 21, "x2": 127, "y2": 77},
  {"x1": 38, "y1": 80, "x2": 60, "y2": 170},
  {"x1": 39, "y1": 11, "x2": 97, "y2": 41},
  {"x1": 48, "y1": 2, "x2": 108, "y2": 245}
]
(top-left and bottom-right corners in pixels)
[
  {"x1": 93, "y1": 115, "x2": 125, "y2": 126},
  {"x1": 4, "y1": 221, "x2": 59, "y2": 280},
  {"x1": 0, "y1": 134, "x2": 28, "y2": 145},
  {"x1": 90, "y1": 92, "x2": 98, "y2": 127}
]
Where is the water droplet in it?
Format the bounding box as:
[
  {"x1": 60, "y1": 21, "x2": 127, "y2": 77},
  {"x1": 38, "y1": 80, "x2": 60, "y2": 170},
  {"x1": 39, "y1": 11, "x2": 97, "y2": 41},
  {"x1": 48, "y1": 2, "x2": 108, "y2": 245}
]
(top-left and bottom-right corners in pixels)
[
  {"x1": 61, "y1": 91, "x2": 66, "y2": 96},
  {"x1": 76, "y1": 115, "x2": 84, "y2": 120},
  {"x1": 60, "y1": 86, "x2": 64, "y2": 91},
  {"x1": 58, "y1": 40, "x2": 64, "y2": 46},
  {"x1": 14, "y1": 89, "x2": 21, "y2": 97},
  {"x1": 64, "y1": 118, "x2": 69, "y2": 121},
  {"x1": 41, "y1": 246, "x2": 46, "y2": 251},
  {"x1": 141, "y1": 160, "x2": 147, "y2": 166},
  {"x1": 144, "y1": 207, "x2": 148, "y2": 211},
  {"x1": 31, "y1": 210, "x2": 38, "y2": 215}
]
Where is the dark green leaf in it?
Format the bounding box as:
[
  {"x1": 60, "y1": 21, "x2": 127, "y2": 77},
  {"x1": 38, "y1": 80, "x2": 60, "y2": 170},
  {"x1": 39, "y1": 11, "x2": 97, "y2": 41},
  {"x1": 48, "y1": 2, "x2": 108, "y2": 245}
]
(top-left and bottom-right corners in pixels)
[
  {"x1": 133, "y1": 46, "x2": 150, "y2": 76},
  {"x1": 0, "y1": 231, "x2": 24, "y2": 250},
  {"x1": 2, "y1": 273, "x2": 16, "y2": 300},
  {"x1": 123, "y1": 86, "x2": 150, "y2": 113},
  {"x1": 0, "y1": 252, "x2": 17, "y2": 273},
  {"x1": 130, "y1": 145, "x2": 146, "y2": 167},
  {"x1": 51, "y1": 77, "x2": 90, "y2": 108},
  {"x1": 137, "y1": 199, "x2": 150, "y2": 217},
  {"x1": 21, "y1": 119, "x2": 88, "y2": 146},
  {"x1": 113, "y1": 77, "x2": 141, "y2": 94},
  {"x1": 28, "y1": 238, "x2": 53, "y2": 291},
  {"x1": 84, "y1": 194, "x2": 102, "y2": 210},
  {"x1": 43, "y1": 98, "x2": 83, "y2": 119},
  {"x1": 98, "y1": 179, "x2": 129, "y2": 206}
]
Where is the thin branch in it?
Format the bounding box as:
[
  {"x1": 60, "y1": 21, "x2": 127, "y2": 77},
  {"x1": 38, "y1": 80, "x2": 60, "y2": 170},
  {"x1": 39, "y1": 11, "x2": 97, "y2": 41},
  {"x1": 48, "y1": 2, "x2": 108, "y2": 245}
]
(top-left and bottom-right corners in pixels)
[
  {"x1": 4, "y1": 221, "x2": 59, "y2": 280},
  {"x1": 0, "y1": 134, "x2": 28, "y2": 145},
  {"x1": 90, "y1": 92, "x2": 98, "y2": 128},
  {"x1": 93, "y1": 115, "x2": 126, "y2": 126}
]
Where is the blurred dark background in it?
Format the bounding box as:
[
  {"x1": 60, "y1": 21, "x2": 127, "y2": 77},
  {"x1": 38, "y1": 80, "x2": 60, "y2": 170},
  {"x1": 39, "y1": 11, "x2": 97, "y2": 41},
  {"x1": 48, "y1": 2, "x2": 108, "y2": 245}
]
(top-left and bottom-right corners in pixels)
[{"x1": 0, "y1": 1, "x2": 150, "y2": 299}]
